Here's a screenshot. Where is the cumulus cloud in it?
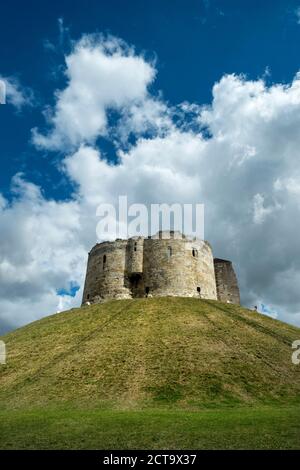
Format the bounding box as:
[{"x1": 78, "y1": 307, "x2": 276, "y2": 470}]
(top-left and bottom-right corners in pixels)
[
  {"x1": 1, "y1": 35, "x2": 300, "y2": 333},
  {"x1": 252, "y1": 193, "x2": 280, "y2": 224},
  {"x1": 0, "y1": 174, "x2": 87, "y2": 333},
  {"x1": 0, "y1": 75, "x2": 34, "y2": 110},
  {"x1": 32, "y1": 35, "x2": 157, "y2": 150}
]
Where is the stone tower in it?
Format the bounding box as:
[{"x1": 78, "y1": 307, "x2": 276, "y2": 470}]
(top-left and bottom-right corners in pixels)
[
  {"x1": 214, "y1": 258, "x2": 240, "y2": 305},
  {"x1": 82, "y1": 231, "x2": 240, "y2": 305}
]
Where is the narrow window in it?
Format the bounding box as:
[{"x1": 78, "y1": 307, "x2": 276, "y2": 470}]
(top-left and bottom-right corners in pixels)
[
  {"x1": 197, "y1": 286, "x2": 201, "y2": 297},
  {"x1": 167, "y1": 246, "x2": 172, "y2": 259},
  {"x1": 192, "y1": 248, "x2": 198, "y2": 258},
  {"x1": 134, "y1": 242, "x2": 137, "y2": 252},
  {"x1": 103, "y1": 254, "x2": 107, "y2": 269}
]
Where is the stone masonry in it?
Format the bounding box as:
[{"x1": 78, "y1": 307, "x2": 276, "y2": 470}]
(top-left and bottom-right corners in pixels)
[
  {"x1": 214, "y1": 258, "x2": 240, "y2": 304},
  {"x1": 82, "y1": 231, "x2": 240, "y2": 305}
]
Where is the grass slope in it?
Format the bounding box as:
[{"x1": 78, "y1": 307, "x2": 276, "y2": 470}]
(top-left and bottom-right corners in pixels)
[{"x1": 0, "y1": 297, "x2": 299, "y2": 449}]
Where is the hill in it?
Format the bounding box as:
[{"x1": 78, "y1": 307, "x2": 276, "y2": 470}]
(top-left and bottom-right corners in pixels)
[
  {"x1": 1, "y1": 297, "x2": 299, "y2": 409},
  {"x1": 1, "y1": 297, "x2": 300, "y2": 449}
]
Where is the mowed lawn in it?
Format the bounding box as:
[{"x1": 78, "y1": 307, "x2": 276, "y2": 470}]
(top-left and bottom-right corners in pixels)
[{"x1": 0, "y1": 405, "x2": 299, "y2": 449}]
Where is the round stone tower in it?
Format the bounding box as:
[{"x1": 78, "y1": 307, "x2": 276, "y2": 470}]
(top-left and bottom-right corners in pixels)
[
  {"x1": 142, "y1": 231, "x2": 217, "y2": 299},
  {"x1": 82, "y1": 239, "x2": 131, "y2": 303},
  {"x1": 82, "y1": 231, "x2": 221, "y2": 304}
]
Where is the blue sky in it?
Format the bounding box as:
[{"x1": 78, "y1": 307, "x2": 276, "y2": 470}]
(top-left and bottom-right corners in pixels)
[
  {"x1": 1, "y1": 0, "x2": 300, "y2": 198},
  {"x1": 1, "y1": 0, "x2": 300, "y2": 332}
]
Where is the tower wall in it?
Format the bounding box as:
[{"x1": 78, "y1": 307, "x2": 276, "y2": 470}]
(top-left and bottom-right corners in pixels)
[
  {"x1": 125, "y1": 237, "x2": 144, "y2": 274},
  {"x1": 82, "y1": 234, "x2": 239, "y2": 305},
  {"x1": 214, "y1": 258, "x2": 240, "y2": 304},
  {"x1": 82, "y1": 240, "x2": 131, "y2": 303},
  {"x1": 142, "y1": 232, "x2": 217, "y2": 299},
  {"x1": 124, "y1": 237, "x2": 145, "y2": 297}
]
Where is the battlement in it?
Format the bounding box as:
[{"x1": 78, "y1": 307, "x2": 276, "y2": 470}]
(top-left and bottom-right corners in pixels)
[{"x1": 82, "y1": 232, "x2": 240, "y2": 305}]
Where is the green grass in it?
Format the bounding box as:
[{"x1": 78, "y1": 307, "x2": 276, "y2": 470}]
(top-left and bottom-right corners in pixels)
[
  {"x1": 0, "y1": 297, "x2": 300, "y2": 449},
  {"x1": 0, "y1": 405, "x2": 299, "y2": 449}
]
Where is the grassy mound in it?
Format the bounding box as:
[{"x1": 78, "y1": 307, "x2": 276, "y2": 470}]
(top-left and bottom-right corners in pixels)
[
  {"x1": 1, "y1": 297, "x2": 300, "y2": 449},
  {"x1": 1, "y1": 297, "x2": 299, "y2": 409}
]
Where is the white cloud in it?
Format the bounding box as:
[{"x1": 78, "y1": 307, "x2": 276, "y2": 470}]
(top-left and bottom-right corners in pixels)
[
  {"x1": 274, "y1": 177, "x2": 300, "y2": 196},
  {"x1": 0, "y1": 174, "x2": 87, "y2": 333},
  {"x1": 0, "y1": 75, "x2": 34, "y2": 110},
  {"x1": 2, "y1": 36, "x2": 300, "y2": 333},
  {"x1": 252, "y1": 193, "x2": 279, "y2": 224},
  {"x1": 117, "y1": 97, "x2": 174, "y2": 143},
  {"x1": 33, "y1": 34, "x2": 157, "y2": 150}
]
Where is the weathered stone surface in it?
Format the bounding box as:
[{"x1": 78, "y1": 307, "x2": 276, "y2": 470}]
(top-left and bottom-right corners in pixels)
[
  {"x1": 214, "y1": 258, "x2": 240, "y2": 305},
  {"x1": 82, "y1": 240, "x2": 131, "y2": 302},
  {"x1": 82, "y1": 232, "x2": 240, "y2": 305},
  {"x1": 143, "y1": 234, "x2": 217, "y2": 299}
]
